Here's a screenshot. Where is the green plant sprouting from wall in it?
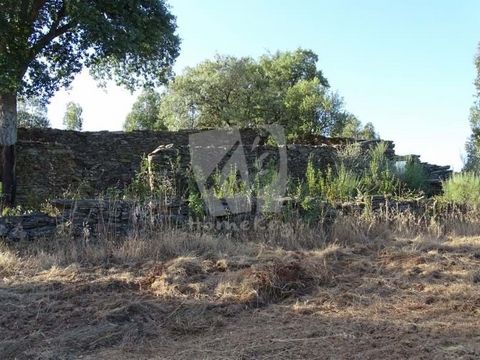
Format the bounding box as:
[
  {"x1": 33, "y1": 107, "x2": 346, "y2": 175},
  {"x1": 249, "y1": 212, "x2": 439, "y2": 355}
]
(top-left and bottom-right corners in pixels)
[{"x1": 295, "y1": 142, "x2": 428, "y2": 214}]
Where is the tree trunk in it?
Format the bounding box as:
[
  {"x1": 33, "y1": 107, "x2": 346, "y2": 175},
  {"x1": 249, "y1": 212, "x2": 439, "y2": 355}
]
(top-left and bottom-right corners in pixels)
[{"x1": 0, "y1": 93, "x2": 17, "y2": 207}]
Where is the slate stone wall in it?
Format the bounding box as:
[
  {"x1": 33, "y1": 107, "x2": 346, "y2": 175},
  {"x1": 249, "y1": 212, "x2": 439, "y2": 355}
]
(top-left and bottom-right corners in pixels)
[
  {"x1": 13, "y1": 127, "x2": 452, "y2": 205},
  {"x1": 14, "y1": 128, "x2": 395, "y2": 205}
]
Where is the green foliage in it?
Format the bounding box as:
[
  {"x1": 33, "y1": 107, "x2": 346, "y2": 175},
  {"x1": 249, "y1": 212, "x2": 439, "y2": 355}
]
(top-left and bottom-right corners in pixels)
[
  {"x1": 298, "y1": 142, "x2": 408, "y2": 206},
  {"x1": 399, "y1": 157, "x2": 428, "y2": 192},
  {"x1": 465, "y1": 103, "x2": 480, "y2": 172},
  {"x1": 1, "y1": 205, "x2": 27, "y2": 217},
  {"x1": 158, "y1": 49, "x2": 363, "y2": 138},
  {"x1": 361, "y1": 122, "x2": 378, "y2": 140},
  {"x1": 186, "y1": 173, "x2": 205, "y2": 218},
  {"x1": 302, "y1": 159, "x2": 360, "y2": 203},
  {"x1": 305, "y1": 159, "x2": 320, "y2": 196},
  {"x1": 212, "y1": 166, "x2": 250, "y2": 199},
  {"x1": 440, "y1": 172, "x2": 480, "y2": 207},
  {"x1": 124, "y1": 88, "x2": 165, "y2": 131},
  {"x1": 0, "y1": 1, "x2": 180, "y2": 100},
  {"x1": 361, "y1": 142, "x2": 399, "y2": 195},
  {"x1": 63, "y1": 102, "x2": 83, "y2": 131},
  {"x1": 125, "y1": 155, "x2": 178, "y2": 202},
  {"x1": 332, "y1": 114, "x2": 378, "y2": 140},
  {"x1": 335, "y1": 143, "x2": 369, "y2": 175},
  {"x1": 464, "y1": 45, "x2": 480, "y2": 172},
  {"x1": 252, "y1": 161, "x2": 286, "y2": 213},
  {"x1": 319, "y1": 165, "x2": 360, "y2": 203},
  {"x1": 124, "y1": 156, "x2": 154, "y2": 201},
  {"x1": 17, "y1": 96, "x2": 50, "y2": 128}
]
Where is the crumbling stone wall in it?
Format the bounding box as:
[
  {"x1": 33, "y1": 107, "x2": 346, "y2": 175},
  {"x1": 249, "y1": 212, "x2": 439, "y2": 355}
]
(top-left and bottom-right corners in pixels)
[
  {"x1": 0, "y1": 196, "x2": 433, "y2": 242},
  {"x1": 13, "y1": 127, "x2": 447, "y2": 206}
]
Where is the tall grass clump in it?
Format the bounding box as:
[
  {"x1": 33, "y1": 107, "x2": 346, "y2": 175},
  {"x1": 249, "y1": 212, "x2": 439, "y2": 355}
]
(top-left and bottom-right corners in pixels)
[
  {"x1": 299, "y1": 142, "x2": 402, "y2": 207},
  {"x1": 319, "y1": 165, "x2": 360, "y2": 203},
  {"x1": 361, "y1": 142, "x2": 399, "y2": 195},
  {"x1": 398, "y1": 156, "x2": 428, "y2": 192},
  {"x1": 298, "y1": 157, "x2": 360, "y2": 210},
  {"x1": 124, "y1": 155, "x2": 179, "y2": 202},
  {"x1": 440, "y1": 172, "x2": 480, "y2": 207},
  {"x1": 212, "y1": 165, "x2": 250, "y2": 199}
]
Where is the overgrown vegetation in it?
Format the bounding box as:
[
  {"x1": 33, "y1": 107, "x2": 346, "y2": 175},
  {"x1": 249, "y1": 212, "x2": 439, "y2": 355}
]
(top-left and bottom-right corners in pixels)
[
  {"x1": 439, "y1": 172, "x2": 480, "y2": 207},
  {"x1": 399, "y1": 156, "x2": 429, "y2": 192},
  {"x1": 13, "y1": 141, "x2": 436, "y2": 220},
  {"x1": 294, "y1": 142, "x2": 428, "y2": 217}
]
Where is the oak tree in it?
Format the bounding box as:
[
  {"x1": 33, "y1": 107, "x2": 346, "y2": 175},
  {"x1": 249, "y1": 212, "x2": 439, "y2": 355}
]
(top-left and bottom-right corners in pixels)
[
  {"x1": 0, "y1": 0, "x2": 180, "y2": 205},
  {"x1": 158, "y1": 49, "x2": 374, "y2": 139}
]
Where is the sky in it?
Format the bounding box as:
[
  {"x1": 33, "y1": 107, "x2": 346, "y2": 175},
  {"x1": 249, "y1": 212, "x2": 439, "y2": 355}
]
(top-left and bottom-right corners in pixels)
[{"x1": 47, "y1": 0, "x2": 480, "y2": 171}]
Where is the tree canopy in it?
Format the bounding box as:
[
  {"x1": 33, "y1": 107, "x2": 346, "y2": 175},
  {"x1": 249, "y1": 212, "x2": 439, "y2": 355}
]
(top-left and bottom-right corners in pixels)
[
  {"x1": 332, "y1": 115, "x2": 378, "y2": 140},
  {"x1": 17, "y1": 96, "x2": 51, "y2": 128},
  {"x1": 123, "y1": 88, "x2": 164, "y2": 131},
  {"x1": 63, "y1": 101, "x2": 83, "y2": 131},
  {"x1": 143, "y1": 49, "x2": 377, "y2": 139},
  {"x1": 0, "y1": 0, "x2": 180, "y2": 204},
  {"x1": 465, "y1": 45, "x2": 480, "y2": 172},
  {"x1": 1, "y1": 0, "x2": 180, "y2": 102}
]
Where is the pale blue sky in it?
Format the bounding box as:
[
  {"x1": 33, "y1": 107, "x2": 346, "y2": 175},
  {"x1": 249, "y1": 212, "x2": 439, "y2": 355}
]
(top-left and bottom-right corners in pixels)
[{"x1": 48, "y1": 0, "x2": 480, "y2": 170}]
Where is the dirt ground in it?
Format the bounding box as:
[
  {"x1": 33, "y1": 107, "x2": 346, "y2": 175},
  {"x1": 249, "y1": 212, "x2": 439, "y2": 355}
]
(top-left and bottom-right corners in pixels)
[{"x1": 1, "y1": 234, "x2": 480, "y2": 359}]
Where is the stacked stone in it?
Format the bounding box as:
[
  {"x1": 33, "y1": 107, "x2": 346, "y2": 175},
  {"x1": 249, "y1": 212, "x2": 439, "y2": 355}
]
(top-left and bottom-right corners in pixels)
[
  {"x1": 422, "y1": 163, "x2": 452, "y2": 195},
  {"x1": 50, "y1": 199, "x2": 188, "y2": 238},
  {"x1": 14, "y1": 127, "x2": 399, "y2": 205},
  {"x1": 0, "y1": 213, "x2": 57, "y2": 241}
]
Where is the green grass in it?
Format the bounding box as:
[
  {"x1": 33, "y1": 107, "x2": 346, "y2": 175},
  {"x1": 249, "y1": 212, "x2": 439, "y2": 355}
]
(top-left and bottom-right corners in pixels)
[{"x1": 440, "y1": 172, "x2": 480, "y2": 207}]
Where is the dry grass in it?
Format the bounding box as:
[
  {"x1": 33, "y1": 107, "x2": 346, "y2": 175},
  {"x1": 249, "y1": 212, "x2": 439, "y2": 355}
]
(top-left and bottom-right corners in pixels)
[{"x1": 1, "y1": 211, "x2": 480, "y2": 359}]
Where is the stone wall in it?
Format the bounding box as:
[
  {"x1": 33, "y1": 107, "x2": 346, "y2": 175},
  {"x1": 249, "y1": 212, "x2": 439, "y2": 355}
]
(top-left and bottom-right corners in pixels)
[
  {"x1": 14, "y1": 128, "x2": 397, "y2": 205},
  {"x1": 13, "y1": 128, "x2": 449, "y2": 205},
  {"x1": 0, "y1": 213, "x2": 57, "y2": 241},
  {"x1": 0, "y1": 196, "x2": 434, "y2": 242}
]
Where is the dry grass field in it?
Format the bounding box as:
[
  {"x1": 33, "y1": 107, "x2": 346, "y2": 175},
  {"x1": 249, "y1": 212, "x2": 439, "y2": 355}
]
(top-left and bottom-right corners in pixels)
[{"x1": 1, "y1": 214, "x2": 480, "y2": 359}]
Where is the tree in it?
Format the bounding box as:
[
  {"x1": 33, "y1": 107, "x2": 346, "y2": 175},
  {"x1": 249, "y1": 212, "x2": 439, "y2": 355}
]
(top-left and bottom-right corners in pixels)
[
  {"x1": 0, "y1": 1, "x2": 180, "y2": 205},
  {"x1": 465, "y1": 105, "x2": 480, "y2": 171},
  {"x1": 158, "y1": 49, "x2": 351, "y2": 138},
  {"x1": 466, "y1": 50, "x2": 480, "y2": 171},
  {"x1": 17, "y1": 96, "x2": 50, "y2": 128},
  {"x1": 159, "y1": 55, "x2": 261, "y2": 129},
  {"x1": 332, "y1": 114, "x2": 378, "y2": 140},
  {"x1": 63, "y1": 101, "x2": 83, "y2": 131},
  {"x1": 124, "y1": 88, "x2": 164, "y2": 131},
  {"x1": 361, "y1": 122, "x2": 378, "y2": 140},
  {"x1": 465, "y1": 45, "x2": 480, "y2": 172}
]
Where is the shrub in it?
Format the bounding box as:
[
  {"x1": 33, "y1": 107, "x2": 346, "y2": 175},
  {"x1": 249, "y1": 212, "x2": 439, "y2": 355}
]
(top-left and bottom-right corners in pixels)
[
  {"x1": 125, "y1": 155, "x2": 180, "y2": 202},
  {"x1": 319, "y1": 165, "x2": 360, "y2": 203},
  {"x1": 440, "y1": 172, "x2": 480, "y2": 207},
  {"x1": 212, "y1": 165, "x2": 250, "y2": 199},
  {"x1": 360, "y1": 142, "x2": 399, "y2": 196},
  {"x1": 301, "y1": 159, "x2": 360, "y2": 204},
  {"x1": 187, "y1": 189, "x2": 205, "y2": 218},
  {"x1": 400, "y1": 156, "x2": 428, "y2": 192}
]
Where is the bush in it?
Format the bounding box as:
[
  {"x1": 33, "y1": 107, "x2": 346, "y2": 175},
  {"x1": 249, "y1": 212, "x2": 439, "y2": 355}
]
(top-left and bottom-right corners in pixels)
[
  {"x1": 319, "y1": 165, "x2": 360, "y2": 203},
  {"x1": 440, "y1": 172, "x2": 480, "y2": 207},
  {"x1": 302, "y1": 159, "x2": 360, "y2": 203},
  {"x1": 400, "y1": 157, "x2": 428, "y2": 192},
  {"x1": 360, "y1": 142, "x2": 399, "y2": 196}
]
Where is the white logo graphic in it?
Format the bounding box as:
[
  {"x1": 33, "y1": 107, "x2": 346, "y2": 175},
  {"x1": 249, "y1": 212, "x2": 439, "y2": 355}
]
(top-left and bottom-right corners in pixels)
[{"x1": 189, "y1": 126, "x2": 287, "y2": 216}]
